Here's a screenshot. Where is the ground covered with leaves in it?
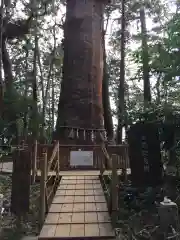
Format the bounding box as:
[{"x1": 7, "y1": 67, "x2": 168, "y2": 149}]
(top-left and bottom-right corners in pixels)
[
  {"x1": 0, "y1": 174, "x2": 40, "y2": 240},
  {"x1": 116, "y1": 186, "x2": 162, "y2": 240},
  {"x1": 103, "y1": 176, "x2": 180, "y2": 240}
]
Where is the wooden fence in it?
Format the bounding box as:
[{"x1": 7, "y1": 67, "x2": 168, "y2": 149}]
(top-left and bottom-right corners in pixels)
[
  {"x1": 32, "y1": 143, "x2": 129, "y2": 176},
  {"x1": 99, "y1": 150, "x2": 119, "y2": 228},
  {"x1": 11, "y1": 140, "x2": 129, "y2": 228},
  {"x1": 39, "y1": 141, "x2": 60, "y2": 227},
  {"x1": 37, "y1": 142, "x2": 129, "y2": 227}
]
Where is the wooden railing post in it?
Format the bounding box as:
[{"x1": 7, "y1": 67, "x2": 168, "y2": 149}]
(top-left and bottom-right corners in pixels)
[
  {"x1": 124, "y1": 146, "x2": 128, "y2": 181},
  {"x1": 100, "y1": 149, "x2": 105, "y2": 176},
  {"x1": 57, "y1": 141, "x2": 60, "y2": 176},
  {"x1": 39, "y1": 151, "x2": 47, "y2": 228},
  {"x1": 21, "y1": 140, "x2": 25, "y2": 149},
  {"x1": 111, "y1": 154, "x2": 118, "y2": 227},
  {"x1": 32, "y1": 140, "x2": 37, "y2": 184}
]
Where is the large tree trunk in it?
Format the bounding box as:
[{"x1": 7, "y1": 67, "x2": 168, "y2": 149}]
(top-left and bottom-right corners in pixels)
[{"x1": 56, "y1": 0, "x2": 107, "y2": 144}]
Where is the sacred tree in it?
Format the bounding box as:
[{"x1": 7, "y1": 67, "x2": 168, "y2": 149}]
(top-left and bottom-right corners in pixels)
[{"x1": 56, "y1": 0, "x2": 110, "y2": 143}]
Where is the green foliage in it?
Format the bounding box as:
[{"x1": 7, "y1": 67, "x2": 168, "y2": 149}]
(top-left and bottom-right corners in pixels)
[
  {"x1": 0, "y1": 0, "x2": 64, "y2": 144},
  {"x1": 108, "y1": 0, "x2": 180, "y2": 131}
]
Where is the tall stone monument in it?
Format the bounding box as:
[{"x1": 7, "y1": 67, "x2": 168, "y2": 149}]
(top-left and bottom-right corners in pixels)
[{"x1": 128, "y1": 122, "x2": 163, "y2": 187}]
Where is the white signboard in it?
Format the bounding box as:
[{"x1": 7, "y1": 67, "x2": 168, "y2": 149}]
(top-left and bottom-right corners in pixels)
[{"x1": 70, "y1": 151, "x2": 93, "y2": 167}]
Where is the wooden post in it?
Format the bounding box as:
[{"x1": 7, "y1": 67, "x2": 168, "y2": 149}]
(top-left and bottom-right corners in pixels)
[
  {"x1": 11, "y1": 149, "x2": 31, "y2": 215},
  {"x1": 39, "y1": 152, "x2": 47, "y2": 228},
  {"x1": 100, "y1": 149, "x2": 104, "y2": 176},
  {"x1": 95, "y1": 149, "x2": 98, "y2": 169},
  {"x1": 57, "y1": 141, "x2": 60, "y2": 178},
  {"x1": 100, "y1": 155, "x2": 103, "y2": 176},
  {"x1": 32, "y1": 140, "x2": 37, "y2": 184},
  {"x1": 124, "y1": 146, "x2": 128, "y2": 181},
  {"x1": 111, "y1": 154, "x2": 118, "y2": 227},
  {"x1": 21, "y1": 140, "x2": 25, "y2": 149}
]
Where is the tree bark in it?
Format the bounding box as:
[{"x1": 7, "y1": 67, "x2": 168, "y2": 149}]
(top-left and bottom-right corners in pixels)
[
  {"x1": 51, "y1": 22, "x2": 56, "y2": 132},
  {"x1": 56, "y1": 0, "x2": 106, "y2": 143},
  {"x1": 140, "y1": 7, "x2": 151, "y2": 106},
  {"x1": 32, "y1": 35, "x2": 38, "y2": 140},
  {"x1": 0, "y1": 4, "x2": 4, "y2": 117},
  {"x1": 23, "y1": 40, "x2": 29, "y2": 141},
  {"x1": 117, "y1": 0, "x2": 126, "y2": 144},
  {"x1": 2, "y1": 38, "x2": 13, "y2": 91},
  {"x1": 102, "y1": 31, "x2": 114, "y2": 143},
  {"x1": 0, "y1": 10, "x2": 32, "y2": 116},
  {"x1": 51, "y1": 75, "x2": 55, "y2": 130},
  {"x1": 156, "y1": 74, "x2": 161, "y2": 105}
]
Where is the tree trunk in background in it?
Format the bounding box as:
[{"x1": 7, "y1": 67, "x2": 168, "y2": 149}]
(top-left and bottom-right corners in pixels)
[
  {"x1": 140, "y1": 7, "x2": 151, "y2": 106},
  {"x1": 156, "y1": 74, "x2": 161, "y2": 105},
  {"x1": 23, "y1": 42, "x2": 29, "y2": 141},
  {"x1": 2, "y1": 38, "x2": 13, "y2": 92},
  {"x1": 102, "y1": 31, "x2": 114, "y2": 143},
  {"x1": 0, "y1": 72, "x2": 3, "y2": 117},
  {"x1": 32, "y1": 35, "x2": 38, "y2": 141},
  {"x1": 51, "y1": 23, "x2": 56, "y2": 132},
  {"x1": 117, "y1": 0, "x2": 125, "y2": 144},
  {"x1": 0, "y1": 5, "x2": 4, "y2": 117},
  {"x1": 52, "y1": 76, "x2": 55, "y2": 130},
  {"x1": 56, "y1": 0, "x2": 107, "y2": 144}
]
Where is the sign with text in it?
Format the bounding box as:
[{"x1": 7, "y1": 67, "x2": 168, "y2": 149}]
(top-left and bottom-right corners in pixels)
[
  {"x1": 70, "y1": 150, "x2": 93, "y2": 167},
  {"x1": 128, "y1": 122, "x2": 162, "y2": 187}
]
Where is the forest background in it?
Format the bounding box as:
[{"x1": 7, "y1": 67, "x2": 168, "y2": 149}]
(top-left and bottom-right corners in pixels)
[{"x1": 0, "y1": 0, "x2": 179, "y2": 144}]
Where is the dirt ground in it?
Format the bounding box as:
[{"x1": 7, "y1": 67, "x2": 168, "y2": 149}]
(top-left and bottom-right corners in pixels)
[{"x1": 0, "y1": 174, "x2": 40, "y2": 240}]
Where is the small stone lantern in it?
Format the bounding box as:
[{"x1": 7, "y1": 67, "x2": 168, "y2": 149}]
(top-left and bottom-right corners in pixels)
[{"x1": 158, "y1": 197, "x2": 179, "y2": 235}]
